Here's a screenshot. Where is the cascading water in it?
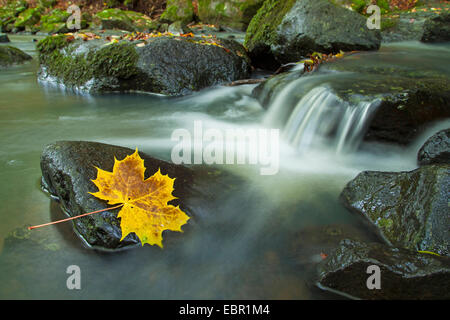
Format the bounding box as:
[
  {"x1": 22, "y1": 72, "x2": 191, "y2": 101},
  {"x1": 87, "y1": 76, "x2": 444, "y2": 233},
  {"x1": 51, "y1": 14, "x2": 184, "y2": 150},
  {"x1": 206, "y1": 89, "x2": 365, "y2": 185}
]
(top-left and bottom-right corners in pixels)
[{"x1": 264, "y1": 81, "x2": 380, "y2": 154}]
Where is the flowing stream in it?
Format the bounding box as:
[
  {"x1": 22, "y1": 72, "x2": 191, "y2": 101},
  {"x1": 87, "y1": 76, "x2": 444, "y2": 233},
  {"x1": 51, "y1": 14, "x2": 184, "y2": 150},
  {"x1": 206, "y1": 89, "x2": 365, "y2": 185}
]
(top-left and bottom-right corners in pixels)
[{"x1": 0, "y1": 35, "x2": 449, "y2": 299}]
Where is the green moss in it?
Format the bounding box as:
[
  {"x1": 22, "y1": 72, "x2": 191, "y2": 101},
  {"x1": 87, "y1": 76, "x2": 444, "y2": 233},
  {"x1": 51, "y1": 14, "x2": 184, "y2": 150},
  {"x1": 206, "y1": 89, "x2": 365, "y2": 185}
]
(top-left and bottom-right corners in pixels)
[
  {"x1": 160, "y1": 0, "x2": 194, "y2": 23},
  {"x1": 38, "y1": 35, "x2": 139, "y2": 87},
  {"x1": 380, "y1": 17, "x2": 399, "y2": 31},
  {"x1": 215, "y1": 3, "x2": 226, "y2": 16},
  {"x1": 96, "y1": 8, "x2": 156, "y2": 31},
  {"x1": 351, "y1": 0, "x2": 367, "y2": 13},
  {"x1": 377, "y1": 218, "x2": 393, "y2": 230},
  {"x1": 244, "y1": 0, "x2": 296, "y2": 50},
  {"x1": 14, "y1": 7, "x2": 42, "y2": 28}
]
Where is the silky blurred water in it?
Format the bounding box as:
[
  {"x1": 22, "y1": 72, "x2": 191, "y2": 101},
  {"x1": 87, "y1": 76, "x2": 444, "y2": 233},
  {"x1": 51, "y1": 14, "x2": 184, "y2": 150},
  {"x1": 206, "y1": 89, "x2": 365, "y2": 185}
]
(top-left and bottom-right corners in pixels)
[{"x1": 0, "y1": 36, "x2": 448, "y2": 299}]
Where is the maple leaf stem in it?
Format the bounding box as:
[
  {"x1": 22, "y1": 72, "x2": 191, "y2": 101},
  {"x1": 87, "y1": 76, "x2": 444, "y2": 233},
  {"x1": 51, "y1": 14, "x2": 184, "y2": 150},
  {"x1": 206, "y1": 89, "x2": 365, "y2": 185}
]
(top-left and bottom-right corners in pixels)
[{"x1": 28, "y1": 204, "x2": 124, "y2": 230}]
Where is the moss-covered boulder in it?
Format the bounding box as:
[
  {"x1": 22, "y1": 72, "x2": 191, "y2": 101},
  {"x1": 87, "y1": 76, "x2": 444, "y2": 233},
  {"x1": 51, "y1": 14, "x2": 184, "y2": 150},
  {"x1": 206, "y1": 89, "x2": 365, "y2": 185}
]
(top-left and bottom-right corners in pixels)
[
  {"x1": 37, "y1": 33, "x2": 250, "y2": 95},
  {"x1": 0, "y1": 45, "x2": 32, "y2": 67},
  {"x1": 0, "y1": 0, "x2": 28, "y2": 31},
  {"x1": 340, "y1": 165, "x2": 450, "y2": 257},
  {"x1": 160, "y1": 0, "x2": 195, "y2": 24},
  {"x1": 95, "y1": 8, "x2": 158, "y2": 32},
  {"x1": 38, "y1": 9, "x2": 71, "y2": 34},
  {"x1": 317, "y1": 239, "x2": 450, "y2": 299},
  {"x1": 244, "y1": 0, "x2": 381, "y2": 70},
  {"x1": 418, "y1": 129, "x2": 450, "y2": 166},
  {"x1": 13, "y1": 7, "x2": 42, "y2": 30},
  {"x1": 197, "y1": 0, "x2": 265, "y2": 31}
]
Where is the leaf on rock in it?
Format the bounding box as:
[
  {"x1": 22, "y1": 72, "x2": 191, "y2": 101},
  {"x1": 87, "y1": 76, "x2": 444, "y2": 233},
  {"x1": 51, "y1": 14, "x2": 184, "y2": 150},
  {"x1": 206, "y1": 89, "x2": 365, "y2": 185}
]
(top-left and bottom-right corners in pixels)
[{"x1": 90, "y1": 149, "x2": 190, "y2": 248}]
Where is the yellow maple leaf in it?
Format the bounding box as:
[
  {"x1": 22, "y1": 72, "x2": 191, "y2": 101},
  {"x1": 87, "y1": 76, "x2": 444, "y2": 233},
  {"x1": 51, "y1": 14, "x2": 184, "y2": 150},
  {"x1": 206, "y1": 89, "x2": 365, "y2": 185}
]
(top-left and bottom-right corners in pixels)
[{"x1": 89, "y1": 149, "x2": 190, "y2": 247}]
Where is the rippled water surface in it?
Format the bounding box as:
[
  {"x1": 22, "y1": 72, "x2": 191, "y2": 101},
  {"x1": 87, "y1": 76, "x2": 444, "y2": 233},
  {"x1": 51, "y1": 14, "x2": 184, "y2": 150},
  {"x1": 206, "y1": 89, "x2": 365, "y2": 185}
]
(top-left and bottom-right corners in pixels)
[{"x1": 0, "y1": 35, "x2": 448, "y2": 299}]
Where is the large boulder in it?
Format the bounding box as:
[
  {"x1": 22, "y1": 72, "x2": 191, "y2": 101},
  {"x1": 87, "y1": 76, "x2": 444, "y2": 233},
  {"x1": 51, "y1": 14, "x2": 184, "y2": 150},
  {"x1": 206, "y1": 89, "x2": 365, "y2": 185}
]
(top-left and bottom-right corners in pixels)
[
  {"x1": 317, "y1": 239, "x2": 450, "y2": 300},
  {"x1": 40, "y1": 141, "x2": 196, "y2": 250},
  {"x1": 37, "y1": 33, "x2": 251, "y2": 95},
  {"x1": 37, "y1": 9, "x2": 71, "y2": 34},
  {"x1": 244, "y1": 0, "x2": 381, "y2": 70},
  {"x1": 418, "y1": 129, "x2": 450, "y2": 166},
  {"x1": 0, "y1": 45, "x2": 32, "y2": 67},
  {"x1": 340, "y1": 165, "x2": 450, "y2": 257},
  {"x1": 197, "y1": 0, "x2": 265, "y2": 31}
]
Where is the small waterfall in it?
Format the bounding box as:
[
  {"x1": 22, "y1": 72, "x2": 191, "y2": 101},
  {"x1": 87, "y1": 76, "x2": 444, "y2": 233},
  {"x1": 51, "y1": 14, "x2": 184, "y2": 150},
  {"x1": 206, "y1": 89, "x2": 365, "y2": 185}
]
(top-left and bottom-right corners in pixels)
[{"x1": 264, "y1": 84, "x2": 380, "y2": 153}]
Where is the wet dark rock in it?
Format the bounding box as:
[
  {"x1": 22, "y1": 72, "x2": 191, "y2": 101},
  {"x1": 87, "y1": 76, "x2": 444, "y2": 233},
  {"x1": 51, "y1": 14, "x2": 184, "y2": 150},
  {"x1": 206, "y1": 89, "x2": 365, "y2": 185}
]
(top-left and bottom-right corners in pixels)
[
  {"x1": 40, "y1": 141, "x2": 195, "y2": 250},
  {"x1": 37, "y1": 34, "x2": 251, "y2": 95},
  {"x1": 418, "y1": 129, "x2": 450, "y2": 166},
  {"x1": 317, "y1": 239, "x2": 450, "y2": 300},
  {"x1": 0, "y1": 33, "x2": 10, "y2": 42},
  {"x1": 340, "y1": 165, "x2": 450, "y2": 257},
  {"x1": 244, "y1": 0, "x2": 381, "y2": 70},
  {"x1": 0, "y1": 45, "x2": 32, "y2": 67},
  {"x1": 421, "y1": 13, "x2": 450, "y2": 43}
]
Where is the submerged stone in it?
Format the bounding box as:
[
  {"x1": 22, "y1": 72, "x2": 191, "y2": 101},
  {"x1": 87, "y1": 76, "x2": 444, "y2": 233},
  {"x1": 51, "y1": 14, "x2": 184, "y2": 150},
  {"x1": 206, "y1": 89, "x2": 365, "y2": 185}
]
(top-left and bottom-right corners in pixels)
[
  {"x1": 160, "y1": 0, "x2": 195, "y2": 24},
  {"x1": 0, "y1": 45, "x2": 32, "y2": 67}
]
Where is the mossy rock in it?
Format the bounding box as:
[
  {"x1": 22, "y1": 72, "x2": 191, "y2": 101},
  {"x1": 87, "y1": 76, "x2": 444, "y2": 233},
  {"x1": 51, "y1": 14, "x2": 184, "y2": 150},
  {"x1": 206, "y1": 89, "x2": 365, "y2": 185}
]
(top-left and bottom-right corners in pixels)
[
  {"x1": 95, "y1": 8, "x2": 157, "y2": 32},
  {"x1": 37, "y1": 35, "x2": 140, "y2": 91},
  {"x1": 37, "y1": 33, "x2": 251, "y2": 95},
  {"x1": 0, "y1": 0, "x2": 28, "y2": 19},
  {"x1": 0, "y1": 45, "x2": 32, "y2": 67},
  {"x1": 244, "y1": 0, "x2": 381, "y2": 70},
  {"x1": 160, "y1": 0, "x2": 195, "y2": 24},
  {"x1": 197, "y1": 0, "x2": 265, "y2": 31},
  {"x1": 14, "y1": 7, "x2": 42, "y2": 29}
]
